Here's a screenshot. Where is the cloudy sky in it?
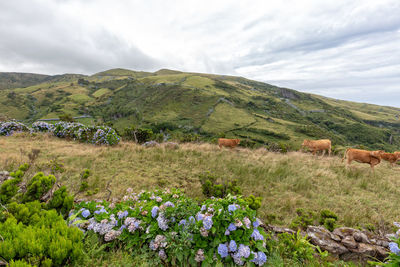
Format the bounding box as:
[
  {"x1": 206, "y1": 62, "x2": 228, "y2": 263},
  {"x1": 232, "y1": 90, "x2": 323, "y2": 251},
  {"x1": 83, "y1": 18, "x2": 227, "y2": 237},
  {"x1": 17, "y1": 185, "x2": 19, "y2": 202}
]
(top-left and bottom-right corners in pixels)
[{"x1": 1, "y1": 0, "x2": 400, "y2": 107}]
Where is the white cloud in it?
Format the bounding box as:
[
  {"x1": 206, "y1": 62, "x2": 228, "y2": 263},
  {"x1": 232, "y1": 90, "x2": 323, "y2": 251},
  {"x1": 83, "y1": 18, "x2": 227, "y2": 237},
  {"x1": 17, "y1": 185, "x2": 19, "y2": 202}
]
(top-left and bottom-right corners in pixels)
[{"x1": 0, "y1": 0, "x2": 399, "y2": 106}]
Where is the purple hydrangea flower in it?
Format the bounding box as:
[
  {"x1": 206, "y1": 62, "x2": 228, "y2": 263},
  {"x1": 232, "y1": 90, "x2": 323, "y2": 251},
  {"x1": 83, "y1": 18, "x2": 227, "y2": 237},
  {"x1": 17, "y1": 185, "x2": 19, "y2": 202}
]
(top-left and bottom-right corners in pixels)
[
  {"x1": 164, "y1": 201, "x2": 175, "y2": 208},
  {"x1": 118, "y1": 210, "x2": 129, "y2": 219},
  {"x1": 188, "y1": 216, "x2": 195, "y2": 224},
  {"x1": 251, "y1": 229, "x2": 264, "y2": 241},
  {"x1": 94, "y1": 207, "x2": 108, "y2": 214},
  {"x1": 178, "y1": 219, "x2": 186, "y2": 227},
  {"x1": 151, "y1": 206, "x2": 159, "y2": 218},
  {"x1": 229, "y1": 240, "x2": 237, "y2": 252},
  {"x1": 225, "y1": 229, "x2": 230, "y2": 235},
  {"x1": 81, "y1": 209, "x2": 90, "y2": 218},
  {"x1": 389, "y1": 242, "x2": 400, "y2": 255},
  {"x1": 196, "y1": 212, "x2": 204, "y2": 221},
  {"x1": 257, "y1": 251, "x2": 267, "y2": 266},
  {"x1": 228, "y1": 223, "x2": 237, "y2": 231},
  {"x1": 228, "y1": 204, "x2": 238, "y2": 212},
  {"x1": 238, "y1": 244, "x2": 250, "y2": 258},
  {"x1": 217, "y1": 243, "x2": 228, "y2": 258},
  {"x1": 253, "y1": 218, "x2": 262, "y2": 228},
  {"x1": 201, "y1": 205, "x2": 206, "y2": 211},
  {"x1": 203, "y1": 216, "x2": 213, "y2": 230}
]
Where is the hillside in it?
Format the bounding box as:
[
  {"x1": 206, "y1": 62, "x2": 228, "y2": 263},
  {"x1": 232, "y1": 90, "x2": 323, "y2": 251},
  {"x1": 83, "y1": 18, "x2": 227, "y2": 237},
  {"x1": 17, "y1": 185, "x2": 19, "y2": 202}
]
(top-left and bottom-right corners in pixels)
[
  {"x1": 1, "y1": 134, "x2": 399, "y2": 230},
  {"x1": 0, "y1": 68, "x2": 399, "y2": 151}
]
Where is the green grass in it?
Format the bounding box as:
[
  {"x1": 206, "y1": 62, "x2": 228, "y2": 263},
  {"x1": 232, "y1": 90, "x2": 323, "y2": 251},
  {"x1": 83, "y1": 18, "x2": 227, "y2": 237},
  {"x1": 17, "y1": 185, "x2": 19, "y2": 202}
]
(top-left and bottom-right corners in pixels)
[
  {"x1": 2, "y1": 134, "x2": 399, "y2": 232},
  {"x1": 92, "y1": 88, "x2": 111, "y2": 98}
]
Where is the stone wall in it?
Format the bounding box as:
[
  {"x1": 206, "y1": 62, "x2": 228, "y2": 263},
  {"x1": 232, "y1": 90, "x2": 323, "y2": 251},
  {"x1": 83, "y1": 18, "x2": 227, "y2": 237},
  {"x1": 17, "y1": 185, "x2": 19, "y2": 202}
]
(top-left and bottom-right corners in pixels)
[{"x1": 266, "y1": 225, "x2": 390, "y2": 262}]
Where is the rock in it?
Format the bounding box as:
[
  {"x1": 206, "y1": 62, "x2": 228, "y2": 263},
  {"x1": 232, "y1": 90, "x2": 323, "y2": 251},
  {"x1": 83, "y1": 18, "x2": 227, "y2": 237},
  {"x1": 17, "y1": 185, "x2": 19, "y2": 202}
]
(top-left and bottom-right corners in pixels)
[
  {"x1": 142, "y1": 141, "x2": 159, "y2": 147},
  {"x1": 353, "y1": 231, "x2": 370, "y2": 244},
  {"x1": 342, "y1": 236, "x2": 358, "y2": 249},
  {"x1": 306, "y1": 226, "x2": 348, "y2": 255},
  {"x1": 350, "y1": 243, "x2": 377, "y2": 257},
  {"x1": 333, "y1": 227, "x2": 356, "y2": 239},
  {"x1": 267, "y1": 225, "x2": 296, "y2": 235}
]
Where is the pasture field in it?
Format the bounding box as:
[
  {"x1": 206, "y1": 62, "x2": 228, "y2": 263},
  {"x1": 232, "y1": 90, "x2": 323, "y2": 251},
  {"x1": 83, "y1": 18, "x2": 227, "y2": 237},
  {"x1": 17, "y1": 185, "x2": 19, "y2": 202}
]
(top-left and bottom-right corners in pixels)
[{"x1": 1, "y1": 134, "x2": 399, "y2": 232}]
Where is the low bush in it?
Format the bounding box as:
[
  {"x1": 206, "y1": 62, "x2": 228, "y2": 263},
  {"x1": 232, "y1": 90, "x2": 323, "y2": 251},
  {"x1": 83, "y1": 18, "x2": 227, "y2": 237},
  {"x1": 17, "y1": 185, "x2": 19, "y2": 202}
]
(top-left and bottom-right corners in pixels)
[
  {"x1": 0, "y1": 121, "x2": 29, "y2": 136},
  {"x1": 319, "y1": 209, "x2": 338, "y2": 232},
  {"x1": 22, "y1": 172, "x2": 56, "y2": 203},
  {"x1": 46, "y1": 186, "x2": 74, "y2": 218},
  {"x1": 0, "y1": 202, "x2": 83, "y2": 266},
  {"x1": 0, "y1": 164, "x2": 29, "y2": 204},
  {"x1": 70, "y1": 189, "x2": 268, "y2": 266},
  {"x1": 199, "y1": 172, "x2": 241, "y2": 198},
  {"x1": 31, "y1": 121, "x2": 54, "y2": 132},
  {"x1": 290, "y1": 208, "x2": 316, "y2": 230}
]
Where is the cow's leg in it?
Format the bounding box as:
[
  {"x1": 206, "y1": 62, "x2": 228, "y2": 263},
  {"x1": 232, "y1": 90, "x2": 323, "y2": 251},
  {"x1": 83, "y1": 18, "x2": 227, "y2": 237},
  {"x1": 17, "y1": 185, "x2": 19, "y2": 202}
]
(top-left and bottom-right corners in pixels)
[
  {"x1": 321, "y1": 150, "x2": 326, "y2": 157},
  {"x1": 328, "y1": 147, "x2": 331, "y2": 157},
  {"x1": 312, "y1": 149, "x2": 316, "y2": 156}
]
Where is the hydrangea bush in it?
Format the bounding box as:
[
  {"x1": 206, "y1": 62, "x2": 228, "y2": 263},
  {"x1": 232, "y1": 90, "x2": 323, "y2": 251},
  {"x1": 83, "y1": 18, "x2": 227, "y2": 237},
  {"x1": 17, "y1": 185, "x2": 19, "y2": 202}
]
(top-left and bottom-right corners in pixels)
[
  {"x1": 31, "y1": 121, "x2": 54, "y2": 132},
  {"x1": 70, "y1": 189, "x2": 268, "y2": 266},
  {"x1": 0, "y1": 120, "x2": 120, "y2": 146},
  {"x1": 0, "y1": 121, "x2": 30, "y2": 136}
]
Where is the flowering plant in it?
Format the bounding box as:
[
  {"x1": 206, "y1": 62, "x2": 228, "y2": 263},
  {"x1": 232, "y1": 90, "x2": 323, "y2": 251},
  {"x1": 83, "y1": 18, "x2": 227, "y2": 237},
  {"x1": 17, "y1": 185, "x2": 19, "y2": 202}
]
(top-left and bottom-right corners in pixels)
[
  {"x1": 0, "y1": 121, "x2": 30, "y2": 136},
  {"x1": 69, "y1": 189, "x2": 268, "y2": 265},
  {"x1": 31, "y1": 121, "x2": 54, "y2": 132}
]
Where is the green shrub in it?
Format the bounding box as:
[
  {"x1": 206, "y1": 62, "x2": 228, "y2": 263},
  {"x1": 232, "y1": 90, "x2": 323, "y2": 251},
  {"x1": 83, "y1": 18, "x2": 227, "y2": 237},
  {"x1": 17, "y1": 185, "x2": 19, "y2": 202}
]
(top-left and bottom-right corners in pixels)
[
  {"x1": 80, "y1": 181, "x2": 89, "y2": 192},
  {"x1": 245, "y1": 195, "x2": 262, "y2": 211},
  {"x1": 199, "y1": 173, "x2": 241, "y2": 198},
  {"x1": 46, "y1": 186, "x2": 74, "y2": 217},
  {"x1": 0, "y1": 164, "x2": 29, "y2": 204},
  {"x1": 274, "y1": 231, "x2": 315, "y2": 263},
  {"x1": 22, "y1": 172, "x2": 56, "y2": 203},
  {"x1": 0, "y1": 203, "x2": 83, "y2": 266},
  {"x1": 290, "y1": 208, "x2": 316, "y2": 230},
  {"x1": 319, "y1": 209, "x2": 338, "y2": 231},
  {"x1": 123, "y1": 126, "x2": 153, "y2": 143},
  {"x1": 82, "y1": 169, "x2": 91, "y2": 180}
]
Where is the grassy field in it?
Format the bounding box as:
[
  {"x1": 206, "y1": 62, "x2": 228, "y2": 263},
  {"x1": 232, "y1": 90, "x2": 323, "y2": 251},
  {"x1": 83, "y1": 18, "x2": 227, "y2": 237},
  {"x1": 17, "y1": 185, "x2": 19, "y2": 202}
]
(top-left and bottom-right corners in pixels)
[{"x1": 2, "y1": 134, "x2": 399, "y2": 233}]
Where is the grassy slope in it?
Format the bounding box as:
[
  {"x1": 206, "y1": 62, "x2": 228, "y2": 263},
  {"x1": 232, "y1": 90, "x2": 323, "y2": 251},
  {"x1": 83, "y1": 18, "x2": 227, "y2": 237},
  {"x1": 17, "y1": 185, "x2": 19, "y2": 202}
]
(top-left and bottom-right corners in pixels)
[
  {"x1": 0, "y1": 68, "x2": 399, "y2": 151},
  {"x1": 2, "y1": 134, "x2": 399, "y2": 231}
]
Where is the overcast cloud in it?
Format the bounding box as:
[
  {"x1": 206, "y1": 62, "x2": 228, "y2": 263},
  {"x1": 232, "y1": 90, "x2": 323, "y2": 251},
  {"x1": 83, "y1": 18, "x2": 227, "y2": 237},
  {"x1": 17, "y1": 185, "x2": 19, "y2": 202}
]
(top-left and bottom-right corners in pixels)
[{"x1": 0, "y1": 0, "x2": 399, "y2": 107}]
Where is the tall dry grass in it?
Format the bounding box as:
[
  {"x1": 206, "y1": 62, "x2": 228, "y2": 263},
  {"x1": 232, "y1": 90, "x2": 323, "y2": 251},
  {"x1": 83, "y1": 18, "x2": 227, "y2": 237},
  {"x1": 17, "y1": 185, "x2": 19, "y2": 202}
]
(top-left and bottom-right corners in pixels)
[{"x1": 1, "y1": 134, "x2": 399, "y2": 230}]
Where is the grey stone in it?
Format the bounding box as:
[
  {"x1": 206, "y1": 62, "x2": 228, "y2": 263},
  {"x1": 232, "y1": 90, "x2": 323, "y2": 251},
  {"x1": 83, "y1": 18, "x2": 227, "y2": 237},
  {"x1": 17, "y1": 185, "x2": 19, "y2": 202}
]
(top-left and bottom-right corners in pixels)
[
  {"x1": 306, "y1": 226, "x2": 349, "y2": 255},
  {"x1": 342, "y1": 236, "x2": 358, "y2": 249}
]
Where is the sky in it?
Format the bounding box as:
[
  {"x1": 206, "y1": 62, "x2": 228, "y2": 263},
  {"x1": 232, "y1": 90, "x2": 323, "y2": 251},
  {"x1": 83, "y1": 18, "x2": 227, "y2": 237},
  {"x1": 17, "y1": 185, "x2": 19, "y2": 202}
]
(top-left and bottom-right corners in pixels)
[{"x1": 0, "y1": 0, "x2": 400, "y2": 107}]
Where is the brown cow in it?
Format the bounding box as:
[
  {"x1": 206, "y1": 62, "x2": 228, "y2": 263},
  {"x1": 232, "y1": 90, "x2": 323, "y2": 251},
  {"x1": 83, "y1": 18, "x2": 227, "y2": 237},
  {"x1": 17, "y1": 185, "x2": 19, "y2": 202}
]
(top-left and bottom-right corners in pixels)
[
  {"x1": 342, "y1": 148, "x2": 385, "y2": 171},
  {"x1": 301, "y1": 139, "x2": 331, "y2": 156},
  {"x1": 381, "y1": 152, "x2": 400, "y2": 167},
  {"x1": 218, "y1": 138, "x2": 240, "y2": 149}
]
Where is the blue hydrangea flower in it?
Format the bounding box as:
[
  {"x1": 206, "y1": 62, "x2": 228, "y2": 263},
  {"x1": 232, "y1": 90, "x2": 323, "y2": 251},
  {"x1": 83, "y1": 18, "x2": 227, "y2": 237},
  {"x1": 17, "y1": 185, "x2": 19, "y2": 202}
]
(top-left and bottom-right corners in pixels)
[
  {"x1": 257, "y1": 251, "x2": 267, "y2": 265},
  {"x1": 217, "y1": 243, "x2": 229, "y2": 258},
  {"x1": 253, "y1": 218, "x2": 261, "y2": 228},
  {"x1": 228, "y1": 223, "x2": 237, "y2": 231},
  {"x1": 389, "y1": 242, "x2": 400, "y2": 255},
  {"x1": 238, "y1": 244, "x2": 250, "y2": 258},
  {"x1": 94, "y1": 207, "x2": 108, "y2": 214},
  {"x1": 251, "y1": 229, "x2": 264, "y2": 241},
  {"x1": 188, "y1": 216, "x2": 195, "y2": 224},
  {"x1": 118, "y1": 210, "x2": 129, "y2": 219},
  {"x1": 81, "y1": 209, "x2": 90, "y2": 218},
  {"x1": 119, "y1": 225, "x2": 126, "y2": 231},
  {"x1": 196, "y1": 212, "x2": 204, "y2": 221},
  {"x1": 203, "y1": 216, "x2": 213, "y2": 230},
  {"x1": 179, "y1": 219, "x2": 187, "y2": 227},
  {"x1": 201, "y1": 205, "x2": 206, "y2": 211},
  {"x1": 225, "y1": 229, "x2": 230, "y2": 235},
  {"x1": 229, "y1": 240, "x2": 237, "y2": 252},
  {"x1": 164, "y1": 201, "x2": 175, "y2": 208},
  {"x1": 151, "y1": 206, "x2": 159, "y2": 218},
  {"x1": 228, "y1": 204, "x2": 237, "y2": 213}
]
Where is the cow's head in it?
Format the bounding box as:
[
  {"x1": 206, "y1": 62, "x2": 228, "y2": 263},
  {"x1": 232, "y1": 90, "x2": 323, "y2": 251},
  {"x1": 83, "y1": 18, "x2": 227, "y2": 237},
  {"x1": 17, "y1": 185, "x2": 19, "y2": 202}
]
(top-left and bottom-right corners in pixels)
[
  {"x1": 235, "y1": 139, "x2": 240, "y2": 145},
  {"x1": 301, "y1": 139, "x2": 310, "y2": 147},
  {"x1": 394, "y1": 151, "x2": 400, "y2": 159}
]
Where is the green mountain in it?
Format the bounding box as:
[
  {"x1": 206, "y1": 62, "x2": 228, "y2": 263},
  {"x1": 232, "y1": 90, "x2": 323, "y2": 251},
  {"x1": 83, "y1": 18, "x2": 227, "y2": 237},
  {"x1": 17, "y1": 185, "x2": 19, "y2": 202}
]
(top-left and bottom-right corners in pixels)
[{"x1": 1, "y1": 68, "x2": 399, "y2": 151}]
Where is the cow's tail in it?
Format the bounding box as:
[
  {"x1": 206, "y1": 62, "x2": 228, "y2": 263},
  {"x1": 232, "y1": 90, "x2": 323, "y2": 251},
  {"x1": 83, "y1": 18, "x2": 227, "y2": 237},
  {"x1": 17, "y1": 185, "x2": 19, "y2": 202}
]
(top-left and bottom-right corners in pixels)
[{"x1": 342, "y1": 148, "x2": 349, "y2": 162}]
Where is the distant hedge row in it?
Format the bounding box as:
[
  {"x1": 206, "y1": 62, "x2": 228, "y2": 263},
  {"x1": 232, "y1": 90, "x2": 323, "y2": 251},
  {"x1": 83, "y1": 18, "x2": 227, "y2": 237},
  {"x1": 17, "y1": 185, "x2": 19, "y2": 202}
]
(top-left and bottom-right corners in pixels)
[{"x1": 0, "y1": 121, "x2": 120, "y2": 146}]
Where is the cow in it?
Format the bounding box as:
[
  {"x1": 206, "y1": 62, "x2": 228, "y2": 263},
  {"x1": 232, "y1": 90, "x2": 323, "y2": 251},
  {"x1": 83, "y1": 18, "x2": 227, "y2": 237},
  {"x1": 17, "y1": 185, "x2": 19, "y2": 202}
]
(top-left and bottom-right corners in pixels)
[
  {"x1": 381, "y1": 152, "x2": 400, "y2": 167},
  {"x1": 301, "y1": 139, "x2": 331, "y2": 156},
  {"x1": 342, "y1": 148, "x2": 385, "y2": 171},
  {"x1": 218, "y1": 138, "x2": 240, "y2": 149}
]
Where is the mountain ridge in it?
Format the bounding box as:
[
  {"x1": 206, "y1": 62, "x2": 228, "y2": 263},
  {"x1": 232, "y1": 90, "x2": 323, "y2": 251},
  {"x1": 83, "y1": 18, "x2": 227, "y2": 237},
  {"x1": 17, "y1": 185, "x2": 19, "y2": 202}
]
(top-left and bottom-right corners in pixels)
[{"x1": 0, "y1": 68, "x2": 399, "y2": 151}]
